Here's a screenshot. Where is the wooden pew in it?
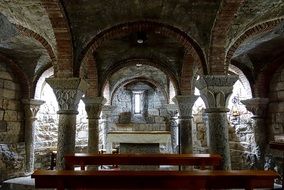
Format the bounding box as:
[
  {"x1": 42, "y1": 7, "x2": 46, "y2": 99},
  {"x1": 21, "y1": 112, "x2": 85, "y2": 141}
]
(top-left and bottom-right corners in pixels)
[
  {"x1": 32, "y1": 169, "x2": 279, "y2": 190},
  {"x1": 64, "y1": 153, "x2": 222, "y2": 170}
]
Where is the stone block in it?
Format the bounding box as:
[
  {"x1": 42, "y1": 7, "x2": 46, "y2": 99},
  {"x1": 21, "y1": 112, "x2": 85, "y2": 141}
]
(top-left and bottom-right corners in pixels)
[
  {"x1": 0, "y1": 71, "x2": 13, "y2": 80},
  {"x1": 3, "y1": 89, "x2": 16, "y2": 99},
  {"x1": 269, "y1": 92, "x2": 278, "y2": 101},
  {"x1": 4, "y1": 80, "x2": 17, "y2": 90},
  {"x1": 159, "y1": 108, "x2": 168, "y2": 116},
  {"x1": 276, "y1": 113, "x2": 284, "y2": 123},
  {"x1": 276, "y1": 82, "x2": 284, "y2": 91},
  {"x1": 6, "y1": 100, "x2": 20, "y2": 110},
  {"x1": 148, "y1": 109, "x2": 159, "y2": 115},
  {"x1": 154, "y1": 116, "x2": 165, "y2": 123},
  {"x1": 4, "y1": 110, "x2": 18, "y2": 121},
  {"x1": 278, "y1": 91, "x2": 284, "y2": 99},
  {"x1": 269, "y1": 102, "x2": 281, "y2": 112},
  {"x1": 0, "y1": 79, "x2": 4, "y2": 88}
]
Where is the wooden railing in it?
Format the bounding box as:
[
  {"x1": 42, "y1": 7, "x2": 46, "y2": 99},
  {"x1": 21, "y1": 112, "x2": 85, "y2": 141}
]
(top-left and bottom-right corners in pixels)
[
  {"x1": 64, "y1": 153, "x2": 222, "y2": 170},
  {"x1": 32, "y1": 169, "x2": 278, "y2": 190}
]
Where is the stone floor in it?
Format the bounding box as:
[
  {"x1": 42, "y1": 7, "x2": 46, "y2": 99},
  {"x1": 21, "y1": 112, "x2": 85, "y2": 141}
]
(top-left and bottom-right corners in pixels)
[
  {"x1": 0, "y1": 175, "x2": 282, "y2": 190},
  {"x1": 0, "y1": 176, "x2": 54, "y2": 190}
]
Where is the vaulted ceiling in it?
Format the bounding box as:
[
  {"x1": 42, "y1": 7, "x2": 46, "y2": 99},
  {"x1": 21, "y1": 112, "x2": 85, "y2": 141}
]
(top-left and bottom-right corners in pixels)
[{"x1": 0, "y1": 0, "x2": 283, "y2": 98}]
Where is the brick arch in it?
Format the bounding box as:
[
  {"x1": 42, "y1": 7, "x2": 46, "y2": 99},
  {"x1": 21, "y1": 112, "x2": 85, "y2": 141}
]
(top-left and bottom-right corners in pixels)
[
  {"x1": 31, "y1": 63, "x2": 53, "y2": 98},
  {"x1": 15, "y1": 24, "x2": 56, "y2": 62},
  {"x1": 78, "y1": 21, "x2": 207, "y2": 94},
  {"x1": 100, "y1": 58, "x2": 180, "y2": 97},
  {"x1": 0, "y1": 53, "x2": 30, "y2": 99},
  {"x1": 226, "y1": 18, "x2": 284, "y2": 70},
  {"x1": 209, "y1": 0, "x2": 244, "y2": 75},
  {"x1": 80, "y1": 53, "x2": 99, "y2": 97},
  {"x1": 110, "y1": 77, "x2": 169, "y2": 105},
  {"x1": 41, "y1": 0, "x2": 73, "y2": 77}
]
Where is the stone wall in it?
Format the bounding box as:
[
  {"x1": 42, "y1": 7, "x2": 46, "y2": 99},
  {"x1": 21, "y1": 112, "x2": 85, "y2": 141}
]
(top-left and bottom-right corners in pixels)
[
  {"x1": 268, "y1": 65, "x2": 284, "y2": 137},
  {"x1": 192, "y1": 109, "x2": 255, "y2": 170},
  {"x1": 0, "y1": 143, "x2": 25, "y2": 182},
  {"x1": 0, "y1": 61, "x2": 25, "y2": 182},
  {"x1": 111, "y1": 84, "x2": 167, "y2": 127},
  {"x1": 268, "y1": 65, "x2": 284, "y2": 183}
]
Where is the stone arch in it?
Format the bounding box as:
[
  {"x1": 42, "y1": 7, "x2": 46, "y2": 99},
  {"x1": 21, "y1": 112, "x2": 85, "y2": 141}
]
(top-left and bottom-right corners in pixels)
[
  {"x1": 0, "y1": 53, "x2": 30, "y2": 98},
  {"x1": 41, "y1": 0, "x2": 73, "y2": 77},
  {"x1": 226, "y1": 18, "x2": 284, "y2": 70},
  {"x1": 78, "y1": 21, "x2": 207, "y2": 96},
  {"x1": 16, "y1": 24, "x2": 56, "y2": 62},
  {"x1": 110, "y1": 77, "x2": 168, "y2": 105},
  {"x1": 229, "y1": 64, "x2": 252, "y2": 99},
  {"x1": 14, "y1": 25, "x2": 56, "y2": 98},
  {"x1": 101, "y1": 58, "x2": 179, "y2": 97}
]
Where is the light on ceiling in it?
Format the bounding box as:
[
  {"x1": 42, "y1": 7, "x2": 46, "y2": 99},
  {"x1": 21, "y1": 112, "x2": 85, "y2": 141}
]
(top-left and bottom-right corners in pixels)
[{"x1": 137, "y1": 32, "x2": 146, "y2": 44}]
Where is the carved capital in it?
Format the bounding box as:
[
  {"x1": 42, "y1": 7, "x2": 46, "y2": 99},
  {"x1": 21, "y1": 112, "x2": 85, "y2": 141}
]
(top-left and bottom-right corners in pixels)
[
  {"x1": 101, "y1": 105, "x2": 116, "y2": 118},
  {"x1": 46, "y1": 78, "x2": 88, "y2": 113},
  {"x1": 172, "y1": 95, "x2": 198, "y2": 118},
  {"x1": 196, "y1": 75, "x2": 238, "y2": 108},
  {"x1": 165, "y1": 104, "x2": 178, "y2": 117},
  {"x1": 241, "y1": 98, "x2": 269, "y2": 117},
  {"x1": 22, "y1": 99, "x2": 45, "y2": 119},
  {"x1": 82, "y1": 97, "x2": 107, "y2": 119}
]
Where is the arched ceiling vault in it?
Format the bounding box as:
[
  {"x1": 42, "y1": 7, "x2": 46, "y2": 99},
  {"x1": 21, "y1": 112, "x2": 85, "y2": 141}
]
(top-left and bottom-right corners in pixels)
[{"x1": 0, "y1": 0, "x2": 284, "y2": 99}]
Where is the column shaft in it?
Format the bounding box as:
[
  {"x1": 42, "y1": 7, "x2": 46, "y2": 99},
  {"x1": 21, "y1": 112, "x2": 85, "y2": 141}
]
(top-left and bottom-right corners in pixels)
[
  {"x1": 88, "y1": 118, "x2": 99, "y2": 153},
  {"x1": 173, "y1": 95, "x2": 198, "y2": 154},
  {"x1": 241, "y1": 98, "x2": 269, "y2": 168},
  {"x1": 179, "y1": 117, "x2": 193, "y2": 154},
  {"x1": 205, "y1": 108, "x2": 231, "y2": 169},
  {"x1": 56, "y1": 114, "x2": 76, "y2": 169},
  {"x1": 83, "y1": 97, "x2": 106, "y2": 154},
  {"x1": 22, "y1": 99, "x2": 44, "y2": 174}
]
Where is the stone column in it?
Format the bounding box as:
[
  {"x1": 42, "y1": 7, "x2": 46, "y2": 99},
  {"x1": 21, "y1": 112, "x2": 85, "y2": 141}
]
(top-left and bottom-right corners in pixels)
[
  {"x1": 173, "y1": 95, "x2": 198, "y2": 154},
  {"x1": 22, "y1": 99, "x2": 44, "y2": 174},
  {"x1": 165, "y1": 104, "x2": 178, "y2": 153},
  {"x1": 101, "y1": 105, "x2": 115, "y2": 151},
  {"x1": 46, "y1": 78, "x2": 88, "y2": 169},
  {"x1": 241, "y1": 98, "x2": 269, "y2": 168},
  {"x1": 82, "y1": 97, "x2": 106, "y2": 154},
  {"x1": 196, "y1": 75, "x2": 238, "y2": 170}
]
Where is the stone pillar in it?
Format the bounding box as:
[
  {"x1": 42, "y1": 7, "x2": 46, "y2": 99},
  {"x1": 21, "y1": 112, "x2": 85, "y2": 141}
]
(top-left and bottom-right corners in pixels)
[
  {"x1": 22, "y1": 99, "x2": 44, "y2": 174},
  {"x1": 241, "y1": 98, "x2": 269, "y2": 168},
  {"x1": 46, "y1": 78, "x2": 88, "y2": 169},
  {"x1": 173, "y1": 95, "x2": 198, "y2": 154},
  {"x1": 165, "y1": 104, "x2": 178, "y2": 153},
  {"x1": 196, "y1": 75, "x2": 238, "y2": 170},
  {"x1": 101, "y1": 105, "x2": 115, "y2": 151},
  {"x1": 82, "y1": 97, "x2": 106, "y2": 154}
]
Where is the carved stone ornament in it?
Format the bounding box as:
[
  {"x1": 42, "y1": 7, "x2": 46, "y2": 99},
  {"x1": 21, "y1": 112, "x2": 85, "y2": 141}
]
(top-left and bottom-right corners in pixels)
[
  {"x1": 241, "y1": 98, "x2": 269, "y2": 117},
  {"x1": 172, "y1": 95, "x2": 198, "y2": 118},
  {"x1": 46, "y1": 78, "x2": 88, "y2": 113},
  {"x1": 82, "y1": 97, "x2": 107, "y2": 119},
  {"x1": 195, "y1": 75, "x2": 238, "y2": 108},
  {"x1": 22, "y1": 99, "x2": 45, "y2": 119}
]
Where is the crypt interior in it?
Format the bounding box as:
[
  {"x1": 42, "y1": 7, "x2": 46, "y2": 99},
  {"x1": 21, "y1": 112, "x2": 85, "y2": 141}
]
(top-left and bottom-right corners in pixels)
[{"x1": 0, "y1": 0, "x2": 284, "y2": 188}]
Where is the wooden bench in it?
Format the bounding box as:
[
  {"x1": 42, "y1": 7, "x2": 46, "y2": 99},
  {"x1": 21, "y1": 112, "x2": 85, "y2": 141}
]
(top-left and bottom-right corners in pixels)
[
  {"x1": 64, "y1": 153, "x2": 222, "y2": 170},
  {"x1": 32, "y1": 169, "x2": 279, "y2": 190}
]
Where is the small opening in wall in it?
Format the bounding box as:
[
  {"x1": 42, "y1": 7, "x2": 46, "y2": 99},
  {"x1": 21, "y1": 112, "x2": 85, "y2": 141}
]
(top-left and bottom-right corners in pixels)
[{"x1": 134, "y1": 93, "x2": 141, "y2": 114}]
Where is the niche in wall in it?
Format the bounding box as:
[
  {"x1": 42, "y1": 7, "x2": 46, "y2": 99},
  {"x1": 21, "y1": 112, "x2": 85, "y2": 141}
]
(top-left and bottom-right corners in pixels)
[{"x1": 112, "y1": 80, "x2": 167, "y2": 125}]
